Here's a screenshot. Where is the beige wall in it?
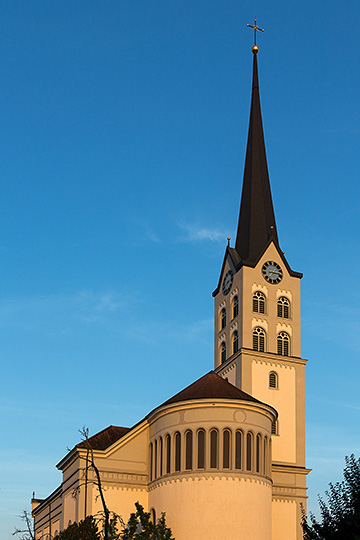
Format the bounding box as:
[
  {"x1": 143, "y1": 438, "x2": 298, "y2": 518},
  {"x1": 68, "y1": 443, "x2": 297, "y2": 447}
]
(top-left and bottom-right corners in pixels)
[
  {"x1": 272, "y1": 499, "x2": 298, "y2": 540},
  {"x1": 252, "y1": 359, "x2": 296, "y2": 463},
  {"x1": 151, "y1": 475, "x2": 272, "y2": 540}
]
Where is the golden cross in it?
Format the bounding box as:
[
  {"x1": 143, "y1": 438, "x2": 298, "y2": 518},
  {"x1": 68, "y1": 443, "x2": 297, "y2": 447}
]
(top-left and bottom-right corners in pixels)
[{"x1": 247, "y1": 16, "x2": 264, "y2": 46}]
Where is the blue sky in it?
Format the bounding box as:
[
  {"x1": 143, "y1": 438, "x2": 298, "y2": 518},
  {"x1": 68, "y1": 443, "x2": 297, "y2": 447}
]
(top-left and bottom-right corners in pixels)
[{"x1": 1, "y1": 1, "x2": 360, "y2": 538}]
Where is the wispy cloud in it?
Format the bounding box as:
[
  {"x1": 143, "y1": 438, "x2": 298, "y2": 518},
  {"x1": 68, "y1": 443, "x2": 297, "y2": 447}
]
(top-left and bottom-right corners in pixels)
[
  {"x1": 124, "y1": 317, "x2": 212, "y2": 346},
  {"x1": 0, "y1": 290, "x2": 127, "y2": 334},
  {"x1": 178, "y1": 223, "x2": 228, "y2": 243}
]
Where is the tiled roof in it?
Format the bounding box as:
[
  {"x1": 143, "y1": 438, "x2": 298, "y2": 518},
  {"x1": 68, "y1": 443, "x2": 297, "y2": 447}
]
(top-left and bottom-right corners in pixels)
[
  {"x1": 75, "y1": 374, "x2": 268, "y2": 453},
  {"x1": 77, "y1": 425, "x2": 130, "y2": 451},
  {"x1": 160, "y1": 371, "x2": 263, "y2": 406}
]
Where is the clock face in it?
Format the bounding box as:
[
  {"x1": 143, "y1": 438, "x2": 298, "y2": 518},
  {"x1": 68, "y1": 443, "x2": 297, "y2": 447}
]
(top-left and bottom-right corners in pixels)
[
  {"x1": 222, "y1": 270, "x2": 233, "y2": 295},
  {"x1": 262, "y1": 261, "x2": 283, "y2": 284}
]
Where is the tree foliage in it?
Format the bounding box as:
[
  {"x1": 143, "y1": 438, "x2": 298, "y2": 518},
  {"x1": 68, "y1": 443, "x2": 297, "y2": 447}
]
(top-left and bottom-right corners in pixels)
[
  {"x1": 121, "y1": 502, "x2": 174, "y2": 540},
  {"x1": 45, "y1": 504, "x2": 173, "y2": 540},
  {"x1": 302, "y1": 454, "x2": 360, "y2": 539},
  {"x1": 53, "y1": 516, "x2": 100, "y2": 540}
]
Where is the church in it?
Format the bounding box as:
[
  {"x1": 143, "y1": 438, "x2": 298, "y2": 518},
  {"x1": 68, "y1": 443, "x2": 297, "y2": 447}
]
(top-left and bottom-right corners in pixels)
[{"x1": 32, "y1": 43, "x2": 309, "y2": 540}]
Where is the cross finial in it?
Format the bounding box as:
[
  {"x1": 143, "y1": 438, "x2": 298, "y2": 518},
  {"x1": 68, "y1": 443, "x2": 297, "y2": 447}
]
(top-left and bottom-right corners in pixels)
[{"x1": 247, "y1": 15, "x2": 264, "y2": 50}]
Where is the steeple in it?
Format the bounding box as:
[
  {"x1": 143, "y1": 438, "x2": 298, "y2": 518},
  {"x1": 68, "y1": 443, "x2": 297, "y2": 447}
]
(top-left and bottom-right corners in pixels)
[{"x1": 235, "y1": 48, "x2": 279, "y2": 265}]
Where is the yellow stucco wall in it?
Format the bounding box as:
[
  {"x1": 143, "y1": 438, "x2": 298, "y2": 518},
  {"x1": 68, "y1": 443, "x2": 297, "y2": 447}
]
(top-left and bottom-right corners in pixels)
[
  {"x1": 151, "y1": 475, "x2": 272, "y2": 540},
  {"x1": 272, "y1": 499, "x2": 298, "y2": 540},
  {"x1": 251, "y1": 360, "x2": 296, "y2": 463}
]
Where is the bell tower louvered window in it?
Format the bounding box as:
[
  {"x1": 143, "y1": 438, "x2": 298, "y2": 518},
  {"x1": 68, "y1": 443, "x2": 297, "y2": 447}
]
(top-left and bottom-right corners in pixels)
[
  {"x1": 253, "y1": 327, "x2": 265, "y2": 352},
  {"x1": 277, "y1": 296, "x2": 290, "y2": 318},
  {"x1": 232, "y1": 295, "x2": 239, "y2": 318},
  {"x1": 232, "y1": 331, "x2": 238, "y2": 354},
  {"x1": 253, "y1": 291, "x2": 265, "y2": 314},
  {"x1": 277, "y1": 332, "x2": 290, "y2": 356},
  {"x1": 269, "y1": 371, "x2": 278, "y2": 389},
  {"x1": 221, "y1": 308, "x2": 226, "y2": 329}
]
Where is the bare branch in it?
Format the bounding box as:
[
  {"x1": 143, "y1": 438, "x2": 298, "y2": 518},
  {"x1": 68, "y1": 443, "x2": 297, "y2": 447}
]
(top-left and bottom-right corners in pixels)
[{"x1": 13, "y1": 510, "x2": 35, "y2": 540}]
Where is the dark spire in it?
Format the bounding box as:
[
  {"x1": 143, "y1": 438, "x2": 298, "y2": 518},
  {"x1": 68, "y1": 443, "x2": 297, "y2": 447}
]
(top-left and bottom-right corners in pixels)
[{"x1": 235, "y1": 49, "x2": 279, "y2": 264}]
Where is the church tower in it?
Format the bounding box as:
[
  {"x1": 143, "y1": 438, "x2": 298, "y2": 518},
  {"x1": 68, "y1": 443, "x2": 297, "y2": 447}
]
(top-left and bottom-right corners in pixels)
[{"x1": 213, "y1": 45, "x2": 309, "y2": 539}]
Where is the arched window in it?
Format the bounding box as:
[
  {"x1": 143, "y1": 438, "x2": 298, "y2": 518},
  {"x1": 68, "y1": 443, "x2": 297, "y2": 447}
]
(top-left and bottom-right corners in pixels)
[
  {"x1": 253, "y1": 291, "x2": 265, "y2": 314},
  {"x1": 253, "y1": 327, "x2": 265, "y2": 352},
  {"x1": 277, "y1": 332, "x2": 290, "y2": 356},
  {"x1": 154, "y1": 439, "x2": 158, "y2": 479},
  {"x1": 235, "y1": 430, "x2": 242, "y2": 469},
  {"x1": 277, "y1": 296, "x2": 290, "y2": 318},
  {"x1": 197, "y1": 429, "x2": 205, "y2": 469},
  {"x1": 150, "y1": 442, "x2": 153, "y2": 481},
  {"x1": 165, "y1": 434, "x2": 171, "y2": 474},
  {"x1": 223, "y1": 429, "x2": 231, "y2": 469},
  {"x1": 232, "y1": 295, "x2": 239, "y2": 319},
  {"x1": 210, "y1": 429, "x2": 218, "y2": 469},
  {"x1": 185, "y1": 430, "x2": 193, "y2": 470},
  {"x1": 220, "y1": 341, "x2": 226, "y2": 363},
  {"x1": 269, "y1": 371, "x2": 278, "y2": 389},
  {"x1": 159, "y1": 437, "x2": 163, "y2": 476},
  {"x1": 272, "y1": 420, "x2": 279, "y2": 436},
  {"x1": 232, "y1": 331, "x2": 239, "y2": 354},
  {"x1": 256, "y1": 434, "x2": 262, "y2": 473},
  {"x1": 221, "y1": 308, "x2": 226, "y2": 330},
  {"x1": 150, "y1": 508, "x2": 156, "y2": 525},
  {"x1": 174, "y1": 432, "x2": 181, "y2": 472},
  {"x1": 246, "y1": 432, "x2": 253, "y2": 471},
  {"x1": 264, "y1": 437, "x2": 268, "y2": 475}
]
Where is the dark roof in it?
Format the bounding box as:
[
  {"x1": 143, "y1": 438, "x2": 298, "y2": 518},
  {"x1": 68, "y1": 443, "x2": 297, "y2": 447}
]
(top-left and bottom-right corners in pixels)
[
  {"x1": 160, "y1": 371, "x2": 263, "y2": 406},
  {"x1": 77, "y1": 425, "x2": 130, "y2": 451},
  {"x1": 72, "y1": 374, "x2": 274, "y2": 456},
  {"x1": 235, "y1": 51, "x2": 279, "y2": 265}
]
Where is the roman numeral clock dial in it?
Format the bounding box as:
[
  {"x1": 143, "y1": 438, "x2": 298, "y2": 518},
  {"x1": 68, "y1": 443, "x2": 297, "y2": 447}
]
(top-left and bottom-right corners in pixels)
[
  {"x1": 222, "y1": 270, "x2": 233, "y2": 295},
  {"x1": 262, "y1": 261, "x2": 283, "y2": 284}
]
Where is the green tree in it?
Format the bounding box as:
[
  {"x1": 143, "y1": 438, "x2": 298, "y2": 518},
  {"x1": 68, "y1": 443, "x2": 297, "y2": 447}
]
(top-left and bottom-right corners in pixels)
[
  {"x1": 121, "y1": 502, "x2": 174, "y2": 540},
  {"x1": 302, "y1": 454, "x2": 360, "y2": 539},
  {"x1": 53, "y1": 516, "x2": 100, "y2": 540}
]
